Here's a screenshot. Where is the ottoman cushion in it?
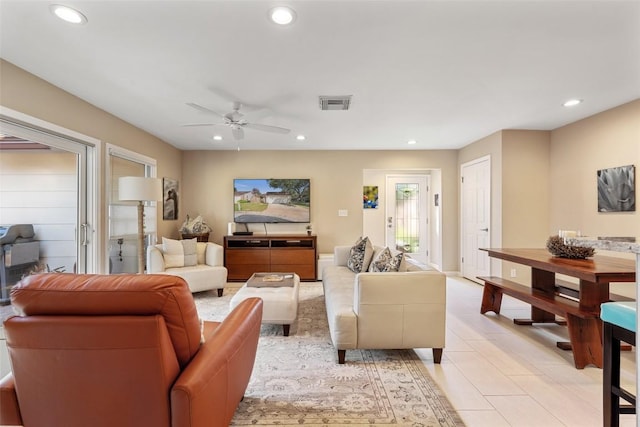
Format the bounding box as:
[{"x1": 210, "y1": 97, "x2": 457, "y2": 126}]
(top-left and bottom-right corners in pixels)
[{"x1": 230, "y1": 274, "x2": 299, "y2": 324}]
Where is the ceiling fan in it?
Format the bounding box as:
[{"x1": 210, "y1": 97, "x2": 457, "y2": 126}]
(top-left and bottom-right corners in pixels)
[{"x1": 183, "y1": 102, "x2": 291, "y2": 140}]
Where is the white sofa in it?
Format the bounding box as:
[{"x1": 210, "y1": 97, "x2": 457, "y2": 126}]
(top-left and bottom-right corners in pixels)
[
  {"x1": 322, "y1": 245, "x2": 446, "y2": 364},
  {"x1": 147, "y1": 242, "x2": 227, "y2": 295}
]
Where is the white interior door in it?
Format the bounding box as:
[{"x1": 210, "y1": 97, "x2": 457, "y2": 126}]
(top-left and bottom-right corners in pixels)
[
  {"x1": 461, "y1": 156, "x2": 491, "y2": 282},
  {"x1": 385, "y1": 175, "x2": 429, "y2": 264}
]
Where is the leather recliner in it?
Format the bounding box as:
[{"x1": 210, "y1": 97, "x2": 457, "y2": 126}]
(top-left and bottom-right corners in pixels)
[{"x1": 0, "y1": 273, "x2": 263, "y2": 427}]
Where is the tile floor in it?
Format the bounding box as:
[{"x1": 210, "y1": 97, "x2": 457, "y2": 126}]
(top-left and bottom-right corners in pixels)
[
  {"x1": 0, "y1": 276, "x2": 636, "y2": 426},
  {"x1": 417, "y1": 275, "x2": 636, "y2": 427}
]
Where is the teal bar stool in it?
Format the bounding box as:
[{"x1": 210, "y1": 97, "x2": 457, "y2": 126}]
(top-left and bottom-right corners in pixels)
[{"x1": 601, "y1": 301, "x2": 636, "y2": 427}]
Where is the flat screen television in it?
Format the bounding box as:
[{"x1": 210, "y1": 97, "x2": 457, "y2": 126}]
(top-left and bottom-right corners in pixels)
[{"x1": 233, "y1": 178, "x2": 310, "y2": 223}]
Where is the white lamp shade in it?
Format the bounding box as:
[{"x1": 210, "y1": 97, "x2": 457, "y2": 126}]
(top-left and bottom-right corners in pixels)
[{"x1": 118, "y1": 176, "x2": 162, "y2": 202}]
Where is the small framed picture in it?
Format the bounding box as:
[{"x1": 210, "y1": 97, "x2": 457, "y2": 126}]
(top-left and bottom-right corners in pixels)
[
  {"x1": 163, "y1": 177, "x2": 179, "y2": 220},
  {"x1": 363, "y1": 186, "x2": 379, "y2": 209}
]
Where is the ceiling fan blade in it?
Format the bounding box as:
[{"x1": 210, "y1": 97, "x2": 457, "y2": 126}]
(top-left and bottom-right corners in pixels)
[
  {"x1": 244, "y1": 123, "x2": 291, "y2": 134},
  {"x1": 180, "y1": 123, "x2": 219, "y2": 127},
  {"x1": 186, "y1": 102, "x2": 225, "y2": 119},
  {"x1": 232, "y1": 127, "x2": 244, "y2": 140}
]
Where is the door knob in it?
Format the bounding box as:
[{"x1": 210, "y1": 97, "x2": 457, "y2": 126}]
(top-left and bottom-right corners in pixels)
[{"x1": 480, "y1": 228, "x2": 489, "y2": 232}]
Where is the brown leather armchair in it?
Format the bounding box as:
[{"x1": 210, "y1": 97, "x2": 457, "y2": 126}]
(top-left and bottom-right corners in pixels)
[{"x1": 0, "y1": 273, "x2": 263, "y2": 427}]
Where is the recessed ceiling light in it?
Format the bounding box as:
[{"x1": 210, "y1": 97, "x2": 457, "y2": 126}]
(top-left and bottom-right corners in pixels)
[
  {"x1": 296, "y1": 135, "x2": 306, "y2": 141},
  {"x1": 50, "y1": 4, "x2": 87, "y2": 24},
  {"x1": 563, "y1": 99, "x2": 583, "y2": 107},
  {"x1": 407, "y1": 139, "x2": 417, "y2": 145},
  {"x1": 213, "y1": 135, "x2": 223, "y2": 141},
  {"x1": 269, "y1": 6, "x2": 296, "y2": 25}
]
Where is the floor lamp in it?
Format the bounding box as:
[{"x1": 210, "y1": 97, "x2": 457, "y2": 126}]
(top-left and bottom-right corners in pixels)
[{"x1": 118, "y1": 176, "x2": 162, "y2": 274}]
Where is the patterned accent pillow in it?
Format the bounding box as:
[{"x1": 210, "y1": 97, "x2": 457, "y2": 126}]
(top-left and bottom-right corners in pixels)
[
  {"x1": 346, "y1": 236, "x2": 374, "y2": 273},
  {"x1": 370, "y1": 247, "x2": 404, "y2": 272}
]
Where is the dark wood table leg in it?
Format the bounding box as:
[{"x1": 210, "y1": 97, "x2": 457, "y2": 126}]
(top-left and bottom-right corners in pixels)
[
  {"x1": 480, "y1": 284, "x2": 503, "y2": 314},
  {"x1": 565, "y1": 314, "x2": 603, "y2": 369},
  {"x1": 514, "y1": 268, "x2": 557, "y2": 324}
]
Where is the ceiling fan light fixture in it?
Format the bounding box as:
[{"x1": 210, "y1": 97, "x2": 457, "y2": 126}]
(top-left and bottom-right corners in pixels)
[
  {"x1": 50, "y1": 4, "x2": 87, "y2": 24},
  {"x1": 407, "y1": 139, "x2": 417, "y2": 145},
  {"x1": 213, "y1": 135, "x2": 223, "y2": 141},
  {"x1": 296, "y1": 135, "x2": 306, "y2": 141},
  {"x1": 269, "y1": 6, "x2": 296, "y2": 25}
]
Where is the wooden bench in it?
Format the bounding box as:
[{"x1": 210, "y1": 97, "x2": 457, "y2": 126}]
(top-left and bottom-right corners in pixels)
[
  {"x1": 479, "y1": 276, "x2": 605, "y2": 368},
  {"x1": 479, "y1": 276, "x2": 599, "y2": 320}
]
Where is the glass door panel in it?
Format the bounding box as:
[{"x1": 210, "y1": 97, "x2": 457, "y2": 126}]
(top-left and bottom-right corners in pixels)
[
  {"x1": 107, "y1": 145, "x2": 157, "y2": 273},
  {"x1": 386, "y1": 175, "x2": 428, "y2": 264}
]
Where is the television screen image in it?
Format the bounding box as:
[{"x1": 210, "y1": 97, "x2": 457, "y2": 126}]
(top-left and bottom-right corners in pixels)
[{"x1": 234, "y1": 178, "x2": 310, "y2": 223}]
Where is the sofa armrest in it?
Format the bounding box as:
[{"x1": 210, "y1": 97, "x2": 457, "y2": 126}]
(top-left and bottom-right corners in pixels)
[
  {"x1": 147, "y1": 245, "x2": 166, "y2": 273},
  {"x1": 205, "y1": 242, "x2": 224, "y2": 267},
  {"x1": 0, "y1": 373, "x2": 23, "y2": 426},
  {"x1": 171, "y1": 298, "x2": 263, "y2": 427},
  {"x1": 333, "y1": 246, "x2": 352, "y2": 266}
]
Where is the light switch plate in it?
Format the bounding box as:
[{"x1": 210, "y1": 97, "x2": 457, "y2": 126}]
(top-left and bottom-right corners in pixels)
[{"x1": 338, "y1": 209, "x2": 348, "y2": 217}]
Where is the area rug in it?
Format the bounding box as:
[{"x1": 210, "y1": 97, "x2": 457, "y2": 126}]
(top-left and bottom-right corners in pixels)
[{"x1": 193, "y1": 283, "x2": 464, "y2": 426}]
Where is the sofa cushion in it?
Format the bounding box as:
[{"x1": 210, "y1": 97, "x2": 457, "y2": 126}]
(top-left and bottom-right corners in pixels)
[
  {"x1": 369, "y1": 247, "x2": 404, "y2": 272},
  {"x1": 347, "y1": 236, "x2": 374, "y2": 273}
]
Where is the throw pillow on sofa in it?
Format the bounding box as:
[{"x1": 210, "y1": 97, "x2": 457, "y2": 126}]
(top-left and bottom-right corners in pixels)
[
  {"x1": 369, "y1": 247, "x2": 404, "y2": 272},
  {"x1": 182, "y1": 238, "x2": 198, "y2": 266},
  {"x1": 347, "y1": 236, "x2": 374, "y2": 273},
  {"x1": 162, "y1": 237, "x2": 198, "y2": 268}
]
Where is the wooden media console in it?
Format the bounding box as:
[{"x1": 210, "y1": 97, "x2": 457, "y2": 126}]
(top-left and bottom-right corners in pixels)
[{"x1": 224, "y1": 235, "x2": 317, "y2": 281}]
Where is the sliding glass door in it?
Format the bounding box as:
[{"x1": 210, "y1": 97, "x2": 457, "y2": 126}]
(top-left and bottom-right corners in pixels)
[{"x1": 0, "y1": 113, "x2": 97, "y2": 274}]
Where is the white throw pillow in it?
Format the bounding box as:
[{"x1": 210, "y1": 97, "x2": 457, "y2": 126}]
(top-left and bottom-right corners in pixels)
[
  {"x1": 182, "y1": 238, "x2": 198, "y2": 267},
  {"x1": 162, "y1": 237, "x2": 185, "y2": 268}
]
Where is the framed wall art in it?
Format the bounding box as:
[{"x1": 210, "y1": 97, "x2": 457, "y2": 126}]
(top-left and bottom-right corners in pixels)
[
  {"x1": 597, "y1": 165, "x2": 635, "y2": 212},
  {"x1": 363, "y1": 186, "x2": 378, "y2": 209},
  {"x1": 163, "y1": 177, "x2": 179, "y2": 220}
]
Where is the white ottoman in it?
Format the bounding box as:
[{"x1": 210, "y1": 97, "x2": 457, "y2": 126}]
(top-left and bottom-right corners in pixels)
[{"x1": 229, "y1": 273, "x2": 300, "y2": 336}]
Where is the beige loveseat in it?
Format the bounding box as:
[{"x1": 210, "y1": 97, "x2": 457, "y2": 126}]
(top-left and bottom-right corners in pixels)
[
  {"x1": 147, "y1": 241, "x2": 227, "y2": 295},
  {"x1": 322, "y1": 245, "x2": 446, "y2": 364}
]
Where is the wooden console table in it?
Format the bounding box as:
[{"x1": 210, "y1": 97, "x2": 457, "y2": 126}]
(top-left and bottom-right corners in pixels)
[
  {"x1": 224, "y1": 235, "x2": 317, "y2": 282},
  {"x1": 478, "y1": 248, "x2": 636, "y2": 369}
]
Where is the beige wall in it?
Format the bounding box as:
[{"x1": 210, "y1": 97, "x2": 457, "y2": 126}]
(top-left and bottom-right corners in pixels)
[
  {"x1": 0, "y1": 60, "x2": 182, "y2": 272},
  {"x1": 550, "y1": 99, "x2": 640, "y2": 241},
  {"x1": 459, "y1": 100, "x2": 638, "y2": 286},
  {"x1": 458, "y1": 130, "x2": 551, "y2": 281},
  {"x1": 180, "y1": 150, "x2": 460, "y2": 271}
]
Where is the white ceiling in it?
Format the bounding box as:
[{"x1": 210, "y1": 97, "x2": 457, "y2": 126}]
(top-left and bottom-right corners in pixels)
[{"x1": 1, "y1": 1, "x2": 639, "y2": 151}]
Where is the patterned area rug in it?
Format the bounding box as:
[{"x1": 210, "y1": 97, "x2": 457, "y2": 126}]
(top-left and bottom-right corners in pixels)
[{"x1": 194, "y1": 283, "x2": 464, "y2": 426}]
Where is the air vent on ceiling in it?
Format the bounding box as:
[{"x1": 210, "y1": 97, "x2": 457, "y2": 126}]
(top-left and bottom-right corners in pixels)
[{"x1": 319, "y1": 95, "x2": 352, "y2": 111}]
